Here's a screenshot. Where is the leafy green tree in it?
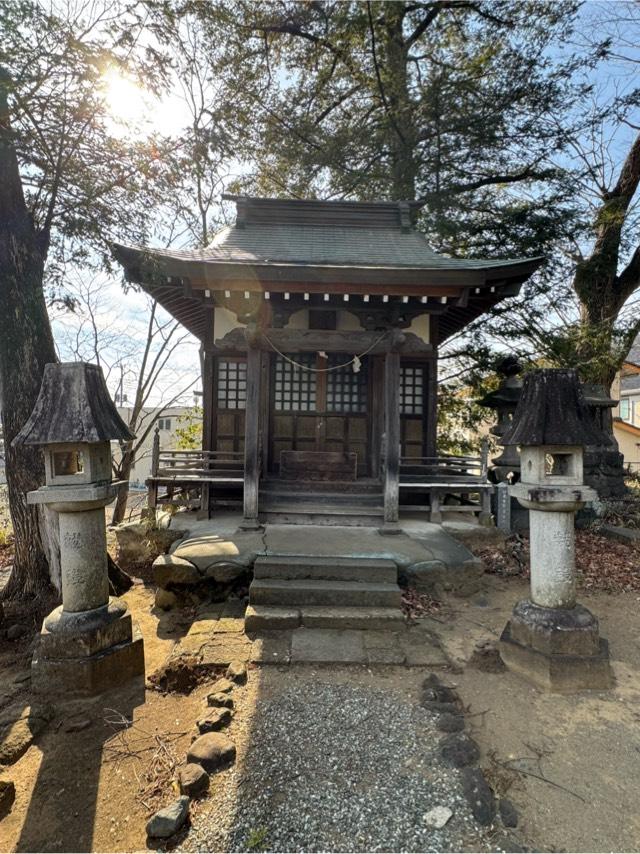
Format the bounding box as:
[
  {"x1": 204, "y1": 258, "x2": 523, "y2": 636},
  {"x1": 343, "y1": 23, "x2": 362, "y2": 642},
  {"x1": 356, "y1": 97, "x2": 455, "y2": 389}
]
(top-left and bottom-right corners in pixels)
[
  {"x1": 184, "y1": 0, "x2": 584, "y2": 256},
  {"x1": 175, "y1": 406, "x2": 203, "y2": 449}
]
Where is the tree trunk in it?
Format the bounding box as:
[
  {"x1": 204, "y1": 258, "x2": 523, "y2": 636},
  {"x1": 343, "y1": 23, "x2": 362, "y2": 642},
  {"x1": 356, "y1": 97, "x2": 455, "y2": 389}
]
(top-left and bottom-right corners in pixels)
[
  {"x1": 0, "y1": 74, "x2": 58, "y2": 600},
  {"x1": 110, "y1": 444, "x2": 133, "y2": 526},
  {"x1": 380, "y1": 4, "x2": 419, "y2": 201}
]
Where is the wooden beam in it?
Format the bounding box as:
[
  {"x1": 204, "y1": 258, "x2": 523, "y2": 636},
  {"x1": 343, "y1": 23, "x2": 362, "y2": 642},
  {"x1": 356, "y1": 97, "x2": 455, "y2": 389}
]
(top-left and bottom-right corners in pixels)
[
  {"x1": 382, "y1": 351, "x2": 401, "y2": 534},
  {"x1": 241, "y1": 345, "x2": 261, "y2": 530},
  {"x1": 214, "y1": 327, "x2": 433, "y2": 356}
]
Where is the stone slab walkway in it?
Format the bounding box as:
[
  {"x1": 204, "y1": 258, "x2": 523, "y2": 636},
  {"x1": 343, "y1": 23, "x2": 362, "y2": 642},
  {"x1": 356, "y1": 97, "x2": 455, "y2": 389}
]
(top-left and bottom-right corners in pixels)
[{"x1": 163, "y1": 599, "x2": 450, "y2": 668}]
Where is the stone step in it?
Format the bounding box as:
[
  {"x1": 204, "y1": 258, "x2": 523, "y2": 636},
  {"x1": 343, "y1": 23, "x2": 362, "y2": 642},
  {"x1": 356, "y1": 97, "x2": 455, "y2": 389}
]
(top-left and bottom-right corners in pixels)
[
  {"x1": 262, "y1": 479, "x2": 383, "y2": 494},
  {"x1": 261, "y1": 505, "x2": 384, "y2": 527},
  {"x1": 253, "y1": 555, "x2": 397, "y2": 584},
  {"x1": 261, "y1": 490, "x2": 383, "y2": 507},
  {"x1": 249, "y1": 578, "x2": 401, "y2": 608},
  {"x1": 245, "y1": 605, "x2": 405, "y2": 632}
]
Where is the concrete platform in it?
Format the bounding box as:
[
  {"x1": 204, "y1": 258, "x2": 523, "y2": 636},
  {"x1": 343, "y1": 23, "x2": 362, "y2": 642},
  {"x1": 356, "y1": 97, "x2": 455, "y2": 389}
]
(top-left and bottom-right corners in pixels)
[{"x1": 168, "y1": 511, "x2": 483, "y2": 594}]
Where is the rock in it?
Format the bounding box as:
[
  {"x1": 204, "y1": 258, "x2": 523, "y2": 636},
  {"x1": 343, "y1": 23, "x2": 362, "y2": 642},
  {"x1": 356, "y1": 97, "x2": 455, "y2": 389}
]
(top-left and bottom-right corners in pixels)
[
  {"x1": 210, "y1": 677, "x2": 235, "y2": 694},
  {"x1": 204, "y1": 562, "x2": 247, "y2": 584},
  {"x1": 153, "y1": 554, "x2": 201, "y2": 589},
  {"x1": 172, "y1": 537, "x2": 256, "y2": 574},
  {"x1": 226, "y1": 660, "x2": 247, "y2": 684},
  {"x1": 440, "y1": 734, "x2": 480, "y2": 768},
  {"x1": 435, "y1": 713, "x2": 465, "y2": 733},
  {"x1": 401, "y1": 558, "x2": 483, "y2": 596},
  {"x1": 64, "y1": 717, "x2": 92, "y2": 733},
  {"x1": 0, "y1": 779, "x2": 16, "y2": 815},
  {"x1": 0, "y1": 703, "x2": 55, "y2": 765},
  {"x1": 207, "y1": 692, "x2": 234, "y2": 709},
  {"x1": 422, "y1": 675, "x2": 457, "y2": 704},
  {"x1": 469, "y1": 640, "x2": 507, "y2": 673},
  {"x1": 13, "y1": 671, "x2": 31, "y2": 685},
  {"x1": 400, "y1": 560, "x2": 447, "y2": 593},
  {"x1": 423, "y1": 685, "x2": 457, "y2": 704},
  {"x1": 460, "y1": 768, "x2": 496, "y2": 826},
  {"x1": 499, "y1": 798, "x2": 519, "y2": 828},
  {"x1": 187, "y1": 732, "x2": 236, "y2": 772},
  {"x1": 423, "y1": 700, "x2": 460, "y2": 716},
  {"x1": 424, "y1": 805, "x2": 453, "y2": 828},
  {"x1": 148, "y1": 527, "x2": 185, "y2": 555},
  {"x1": 113, "y1": 521, "x2": 151, "y2": 565},
  {"x1": 146, "y1": 796, "x2": 190, "y2": 838},
  {"x1": 155, "y1": 588, "x2": 178, "y2": 611},
  {"x1": 196, "y1": 707, "x2": 232, "y2": 733},
  {"x1": 114, "y1": 520, "x2": 182, "y2": 566},
  {"x1": 178, "y1": 763, "x2": 209, "y2": 797},
  {"x1": 7, "y1": 624, "x2": 29, "y2": 641},
  {"x1": 502, "y1": 838, "x2": 528, "y2": 852}
]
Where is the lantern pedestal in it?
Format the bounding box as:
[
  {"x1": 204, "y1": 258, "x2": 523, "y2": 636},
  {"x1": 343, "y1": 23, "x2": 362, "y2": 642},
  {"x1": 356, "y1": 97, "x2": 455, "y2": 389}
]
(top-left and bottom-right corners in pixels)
[
  {"x1": 500, "y1": 600, "x2": 612, "y2": 693},
  {"x1": 32, "y1": 604, "x2": 145, "y2": 697}
]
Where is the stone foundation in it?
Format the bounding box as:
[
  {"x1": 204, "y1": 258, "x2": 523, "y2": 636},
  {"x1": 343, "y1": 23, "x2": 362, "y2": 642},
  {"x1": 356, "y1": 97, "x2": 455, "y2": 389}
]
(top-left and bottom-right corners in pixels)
[
  {"x1": 31, "y1": 603, "x2": 145, "y2": 696},
  {"x1": 500, "y1": 600, "x2": 613, "y2": 692}
]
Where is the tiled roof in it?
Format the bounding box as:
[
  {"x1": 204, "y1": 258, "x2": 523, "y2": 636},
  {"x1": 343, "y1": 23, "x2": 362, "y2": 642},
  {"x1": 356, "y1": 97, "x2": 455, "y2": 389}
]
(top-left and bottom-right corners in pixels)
[
  {"x1": 208, "y1": 224, "x2": 533, "y2": 270},
  {"x1": 118, "y1": 225, "x2": 538, "y2": 272}
]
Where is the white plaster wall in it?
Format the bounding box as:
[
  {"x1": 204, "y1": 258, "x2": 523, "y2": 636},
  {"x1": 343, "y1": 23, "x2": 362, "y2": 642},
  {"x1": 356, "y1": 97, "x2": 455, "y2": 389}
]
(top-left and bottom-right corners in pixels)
[
  {"x1": 214, "y1": 307, "x2": 246, "y2": 341},
  {"x1": 286, "y1": 309, "x2": 309, "y2": 329},
  {"x1": 336, "y1": 310, "x2": 361, "y2": 331},
  {"x1": 408, "y1": 314, "x2": 430, "y2": 343}
]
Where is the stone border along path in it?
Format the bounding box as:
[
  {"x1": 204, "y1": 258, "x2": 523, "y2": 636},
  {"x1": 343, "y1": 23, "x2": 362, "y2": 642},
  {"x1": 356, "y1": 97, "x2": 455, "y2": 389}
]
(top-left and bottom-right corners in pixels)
[
  {"x1": 157, "y1": 668, "x2": 525, "y2": 853},
  {"x1": 145, "y1": 660, "x2": 248, "y2": 840}
]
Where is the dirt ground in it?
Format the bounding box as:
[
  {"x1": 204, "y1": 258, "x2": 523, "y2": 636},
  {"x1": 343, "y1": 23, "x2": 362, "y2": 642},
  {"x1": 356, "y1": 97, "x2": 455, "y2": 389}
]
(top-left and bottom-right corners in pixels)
[
  {"x1": 1, "y1": 571, "x2": 640, "y2": 852},
  {"x1": 430, "y1": 577, "x2": 640, "y2": 853}
]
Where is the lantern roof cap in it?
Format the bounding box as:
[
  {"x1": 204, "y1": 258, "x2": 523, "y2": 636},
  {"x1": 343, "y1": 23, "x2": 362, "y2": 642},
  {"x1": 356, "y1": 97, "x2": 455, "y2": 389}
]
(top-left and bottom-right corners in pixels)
[
  {"x1": 502, "y1": 368, "x2": 606, "y2": 447},
  {"x1": 13, "y1": 362, "x2": 134, "y2": 446}
]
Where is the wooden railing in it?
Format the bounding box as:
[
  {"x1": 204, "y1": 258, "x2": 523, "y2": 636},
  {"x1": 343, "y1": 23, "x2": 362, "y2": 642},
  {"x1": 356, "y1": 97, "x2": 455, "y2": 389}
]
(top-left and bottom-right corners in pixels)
[
  {"x1": 147, "y1": 429, "x2": 245, "y2": 515},
  {"x1": 399, "y1": 439, "x2": 493, "y2": 523}
]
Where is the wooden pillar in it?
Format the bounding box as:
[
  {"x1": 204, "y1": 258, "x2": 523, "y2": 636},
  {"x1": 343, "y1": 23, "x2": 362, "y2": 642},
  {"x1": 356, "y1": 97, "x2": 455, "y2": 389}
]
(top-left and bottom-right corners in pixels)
[
  {"x1": 199, "y1": 306, "x2": 215, "y2": 519},
  {"x1": 241, "y1": 344, "x2": 262, "y2": 529},
  {"x1": 381, "y1": 349, "x2": 402, "y2": 534},
  {"x1": 201, "y1": 351, "x2": 215, "y2": 453},
  {"x1": 426, "y1": 316, "x2": 439, "y2": 457}
]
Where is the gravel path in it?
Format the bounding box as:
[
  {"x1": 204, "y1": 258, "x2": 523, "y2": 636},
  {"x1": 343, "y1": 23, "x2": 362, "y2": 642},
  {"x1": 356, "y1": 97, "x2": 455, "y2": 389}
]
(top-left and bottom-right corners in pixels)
[{"x1": 181, "y1": 674, "x2": 492, "y2": 852}]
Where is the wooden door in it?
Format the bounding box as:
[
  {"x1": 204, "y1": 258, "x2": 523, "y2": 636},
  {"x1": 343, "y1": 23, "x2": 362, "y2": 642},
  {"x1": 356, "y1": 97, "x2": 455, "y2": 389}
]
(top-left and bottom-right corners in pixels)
[{"x1": 269, "y1": 352, "x2": 370, "y2": 475}]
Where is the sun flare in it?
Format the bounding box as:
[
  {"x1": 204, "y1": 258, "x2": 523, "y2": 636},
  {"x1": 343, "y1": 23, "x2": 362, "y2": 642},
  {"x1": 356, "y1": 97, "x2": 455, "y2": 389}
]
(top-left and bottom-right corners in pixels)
[{"x1": 102, "y1": 68, "x2": 152, "y2": 128}]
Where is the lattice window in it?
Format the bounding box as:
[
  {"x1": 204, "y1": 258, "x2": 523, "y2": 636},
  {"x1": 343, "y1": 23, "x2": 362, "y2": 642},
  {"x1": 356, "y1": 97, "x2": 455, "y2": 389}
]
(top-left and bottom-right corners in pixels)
[
  {"x1": 217, "y1": 359, "x2": 247, "y2": 410},
  {"x1": 326, "y1": 355, "x2": 368, "y2": 413},
  {"x1": 400, "y1": 365, "x2": 424, "y2": 415},
  {"x1": 274, "y1": 354, "x2": 317, "y2": 412}
]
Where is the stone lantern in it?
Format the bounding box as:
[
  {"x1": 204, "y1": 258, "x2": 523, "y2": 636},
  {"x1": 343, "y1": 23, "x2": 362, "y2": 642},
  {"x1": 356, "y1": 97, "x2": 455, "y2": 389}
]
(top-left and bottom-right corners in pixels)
[
  {"x1": 13, "y1": 362, "x2": 145, "y2": 695},
  {"x1": 477, "y1": 355, "x2": 523, "y2": 484},
  {"x1": 499, "y1": 369, "x2": 613, "y2": 692}
]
